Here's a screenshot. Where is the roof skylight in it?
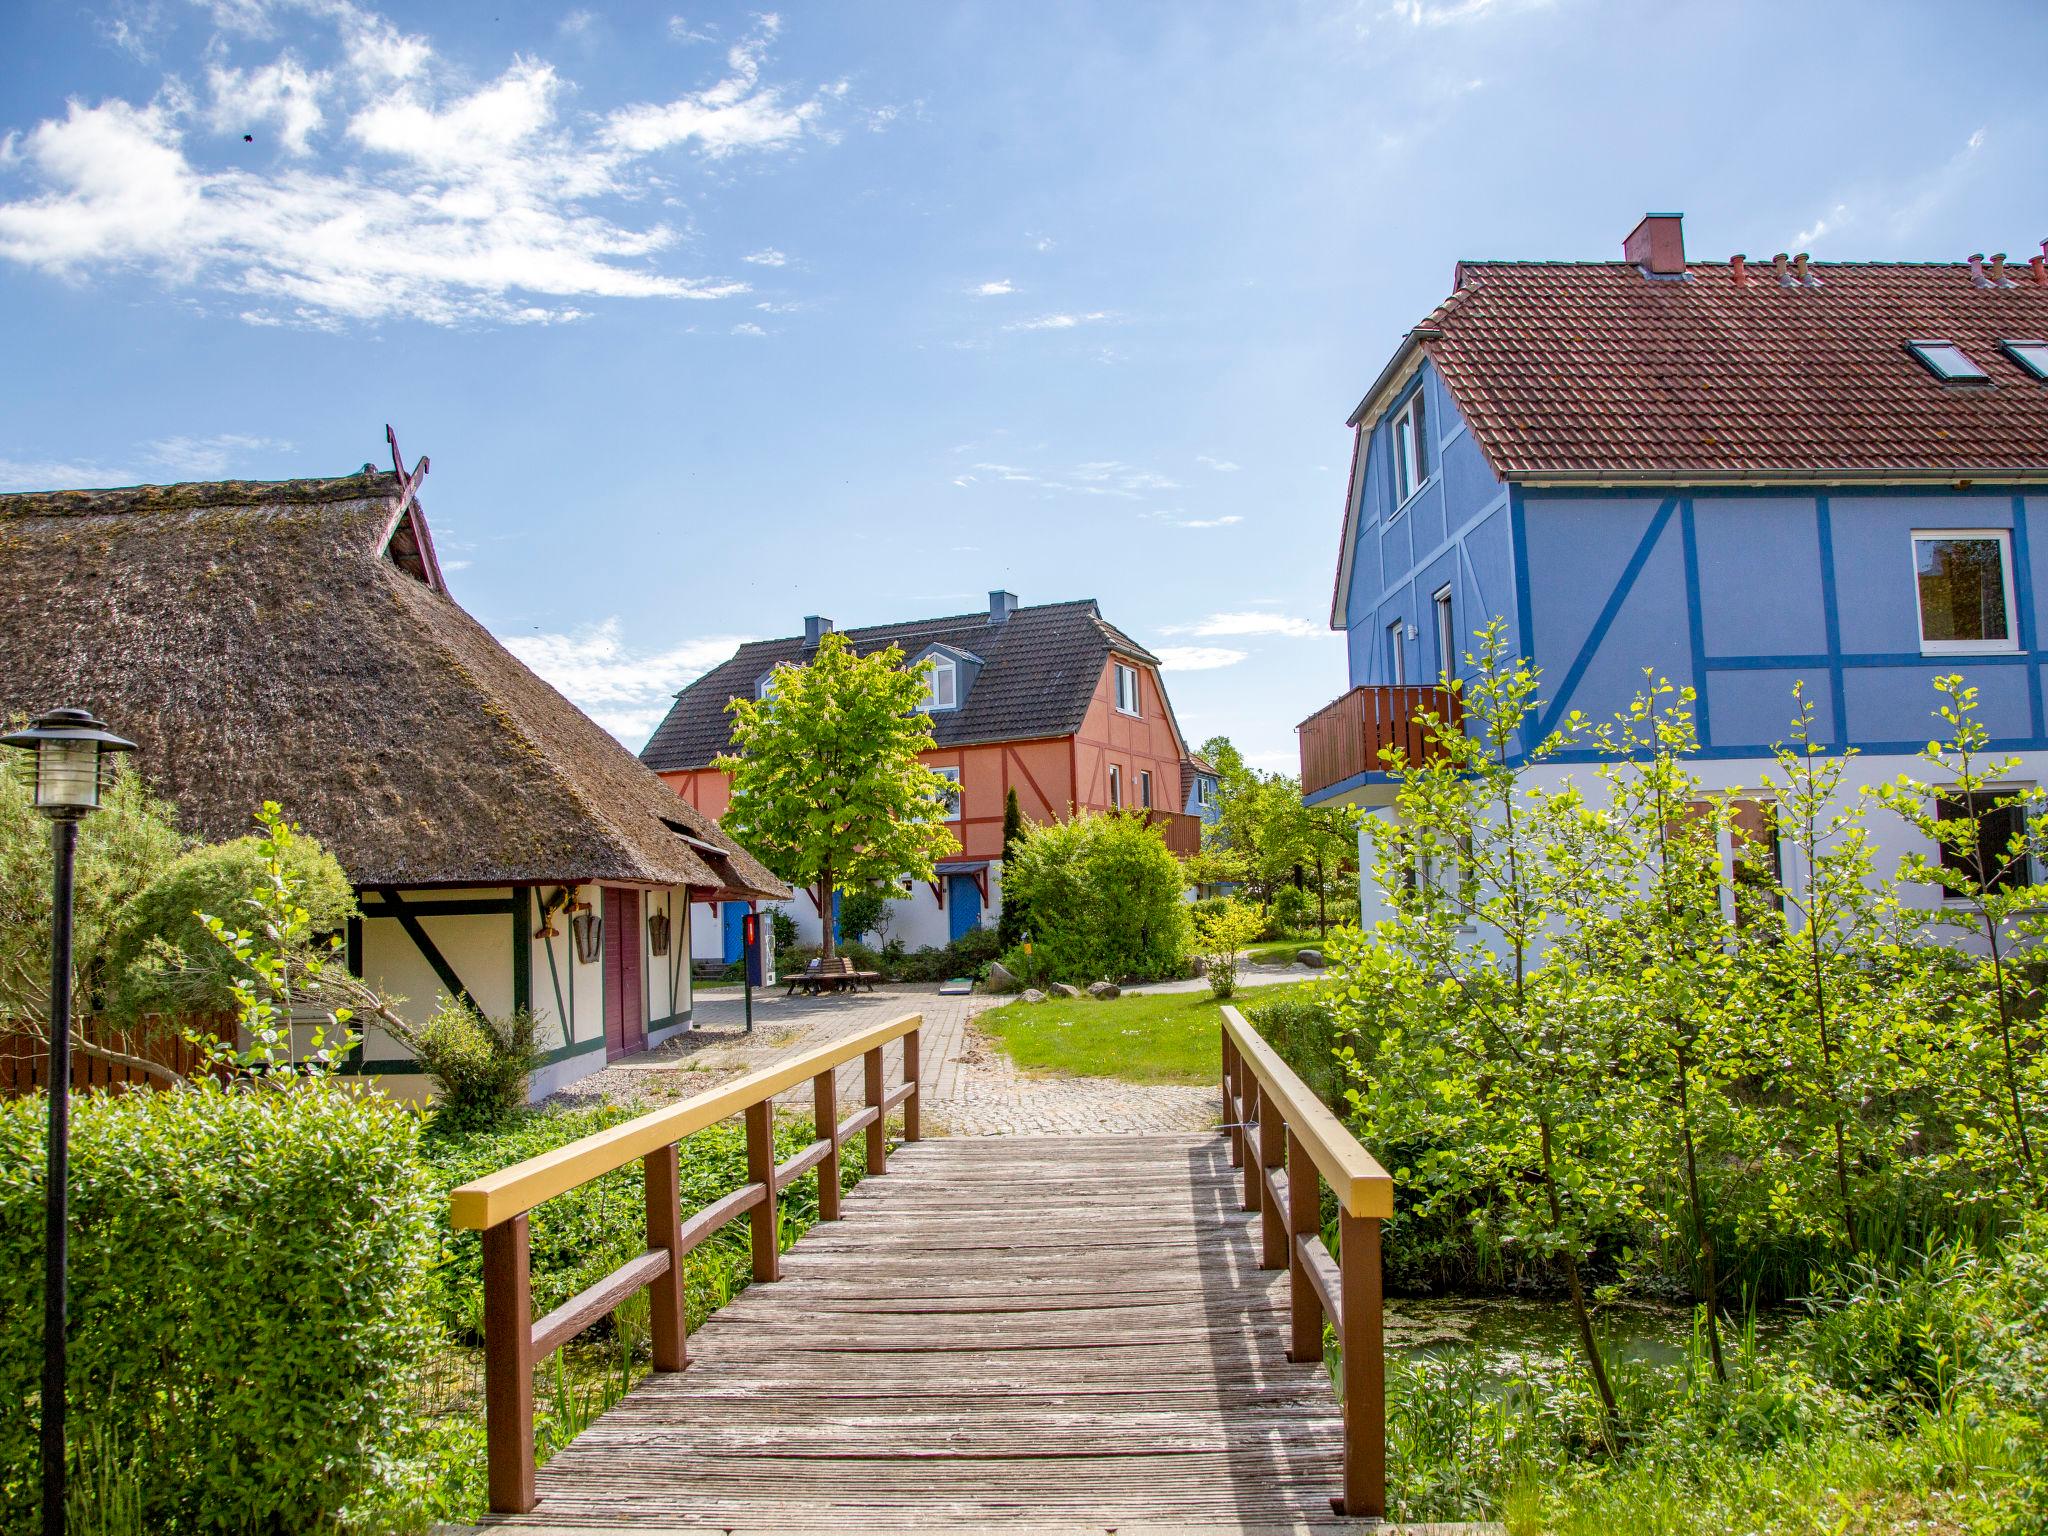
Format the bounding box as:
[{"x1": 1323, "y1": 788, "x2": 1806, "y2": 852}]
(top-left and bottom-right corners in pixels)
[
  {"x1": 2001, "y1": 339, "x2": 2048, "y2": 380},
  {"x1": 1907, "y1": 339, "x2": 1990, "y2": 383}
]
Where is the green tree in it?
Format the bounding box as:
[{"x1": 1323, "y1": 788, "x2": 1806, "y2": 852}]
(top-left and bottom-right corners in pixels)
[
  {"x1": 716, "y1": 631, "x2": 959, "y2": 960},
  {"x1": 1000, "y1": 810, "x2": 1191, "y2": 982},
  {"x1": 1190, "y1": 899, "x2": 1266, "y2": 999},
  {"x1": 997, "y1": 787, "x2": 1028, "y2": 949},
  {"x1": 1871, "y1": 674, "x2": 2047, "y2": 1201}
]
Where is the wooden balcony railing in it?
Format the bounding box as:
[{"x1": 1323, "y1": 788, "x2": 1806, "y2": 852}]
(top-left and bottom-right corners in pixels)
[
  {"x1": 448, "y1": 1011, "x2": 923, "y2": 1515},
  {"x1": 1219, "y1": 1004, "x2": 1394, "y2": 1518},
  {"x1": 1297, "y1": 685, "x2": 1461, "y2": 800}
]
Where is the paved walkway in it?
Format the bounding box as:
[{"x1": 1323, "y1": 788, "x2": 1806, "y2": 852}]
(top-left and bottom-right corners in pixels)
[{"x1": 548, "y1": 983, "x2": 1215, "y2": 1137}]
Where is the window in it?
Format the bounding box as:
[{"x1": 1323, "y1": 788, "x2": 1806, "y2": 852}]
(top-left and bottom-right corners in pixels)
[
  {"x1": 1937, "y1": 790, "x2": 2036, "y2": 895},
  {"x1": 1139, "y1": 770, "x2": 1153, "y2": 809},
  {"x1": 1729, "y1": 798, "x2": 1785, "y2": 931},
  {"x1": 1432, "y1": 584, "x2": 1455, "y2": 677},
  {"x1": 2002, "y1": 340, "x2": 2048, "y2": 380},
  {"x1": 1392, "y1": 390, "x2": 1429, "y2": 506},
  {"x1": 1114, "y1": 662, "x2": 1142, "y2": 716},
  {"x1": 933, "y1": 765, "x2": 962, "y2": 820},
  {"x1": 1913, "y1": 531, "x2": 2017, "y2": 653},
  {"x1": 1195, "y1": 776, "x2": 1212, "y2": 808},
  {"x1": 921, "y1": 656, "x2": 959, "y2": 712},
  {"x1": 756, "y1": 668, "x2": 781, "y2": 700},
  {"x1": 1907, "y1": 339, "x2": 1989, "y2": 382},
  {"x1": 1107, "y1": 765, "x2": 1123, "y2": 807},
  {"x1": 1386, "y1": 619, "x2": 1407, "y2": 685}
]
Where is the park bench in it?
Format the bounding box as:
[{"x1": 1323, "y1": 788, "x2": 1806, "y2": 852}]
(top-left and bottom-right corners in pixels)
[{"x1": 785, "y1": 955, "x2": 881, "y2": 996}]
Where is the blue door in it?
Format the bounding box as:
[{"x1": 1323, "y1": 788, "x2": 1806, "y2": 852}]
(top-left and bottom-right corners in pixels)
[
  {"x1": 721, "y1": 902, "x2": 747, "y2": 963},
  {"x1": 947, "y1": 874, "x2": 982, "y2": 943}
]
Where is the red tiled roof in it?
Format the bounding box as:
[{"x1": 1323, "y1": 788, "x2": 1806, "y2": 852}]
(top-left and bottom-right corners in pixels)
[{"x1": 1416, "y1": 261, "x2": 2048, "y2": 480}]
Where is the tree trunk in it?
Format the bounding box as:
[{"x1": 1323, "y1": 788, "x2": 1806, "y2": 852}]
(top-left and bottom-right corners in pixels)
[
  {"x1": 819, "y1": 865, "x2": 837, "y2": 961},
  {"x1": 1541, "y1": 1118, "x2": 1620, "y2": 1436},
  {"x1": 1673, "y1": 1043, "x2": 1727, "y2": 1381}
]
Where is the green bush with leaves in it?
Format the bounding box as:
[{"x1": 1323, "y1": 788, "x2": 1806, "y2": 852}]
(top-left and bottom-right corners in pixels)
[
  {"x1": 999, "y1": 809, "x2": 1191, "y2": 983},
  {"x1": 0, "y1": 1079, "x2": 436, "y2": 1530},
  {"x1": 389, "y1": 999, "x2": 545, "y2": 1133},
  {"x1": 1190, "y1": 897, "x2": 1266, "y2": 999}
]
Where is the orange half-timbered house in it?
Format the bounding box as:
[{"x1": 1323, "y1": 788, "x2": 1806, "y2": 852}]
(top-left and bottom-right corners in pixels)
[{"x1": 640, "y1": 593, "x2": 1209, "y2": 958}]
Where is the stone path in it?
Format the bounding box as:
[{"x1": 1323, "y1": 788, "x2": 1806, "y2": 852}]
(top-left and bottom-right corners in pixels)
[{"x1": 548, "y1": 982, "x2": 1214, "y2": 1138}]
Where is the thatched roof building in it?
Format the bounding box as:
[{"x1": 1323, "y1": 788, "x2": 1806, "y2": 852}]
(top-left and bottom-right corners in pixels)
[{"x1": 0, "y1": 466, "x2": 785, "y2": 902}]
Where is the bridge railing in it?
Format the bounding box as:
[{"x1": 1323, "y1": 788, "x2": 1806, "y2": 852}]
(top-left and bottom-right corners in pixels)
[
  {"x1": 1219, "y1": 1004, "x2": 1393, "y2": 1518},
  {"x1": 448, "y1": 1010, "x2": 924, "y2": 1515}
]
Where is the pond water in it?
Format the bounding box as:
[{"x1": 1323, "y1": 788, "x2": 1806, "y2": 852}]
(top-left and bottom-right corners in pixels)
[{"x1": 1385, "y1": 1295, "x2": 1785, "y2": 1380}]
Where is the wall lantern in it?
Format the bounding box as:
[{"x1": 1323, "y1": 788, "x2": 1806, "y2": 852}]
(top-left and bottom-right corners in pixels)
[
  {"x1": 1, "y1": 706, "x2": 135, "y2": 1536},
  {"x1": 570, "y1": 901, "x2": 603, "y2": 965},
  {"x1": 647, "y1": 908, "x2": 670, "y2": 957}
]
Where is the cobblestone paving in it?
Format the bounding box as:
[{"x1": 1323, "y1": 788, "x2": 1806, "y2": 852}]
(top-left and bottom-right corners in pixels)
[{"x1": 546, "y1": 982, "x2": 1215, "y2": 1137}]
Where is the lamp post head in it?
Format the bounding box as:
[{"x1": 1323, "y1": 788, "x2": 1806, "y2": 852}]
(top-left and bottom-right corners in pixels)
[{"x1": 1, "y1": 707, "x2": 136, "y2": 821}]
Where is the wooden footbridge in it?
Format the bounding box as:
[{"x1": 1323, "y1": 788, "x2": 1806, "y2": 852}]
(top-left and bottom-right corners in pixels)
[{"x1": 450, "y1": 1009, "x2": 1400, "y2": 1532}]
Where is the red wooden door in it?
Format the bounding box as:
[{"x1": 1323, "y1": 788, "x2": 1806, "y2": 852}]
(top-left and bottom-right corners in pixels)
[{"x1": 602, "y1": 887, "x2": 646, "y2": 1059}]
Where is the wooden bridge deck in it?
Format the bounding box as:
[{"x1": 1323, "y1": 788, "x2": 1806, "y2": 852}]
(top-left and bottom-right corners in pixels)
[{"x1": 493, "y1": 1134, "x2": 1382, "y2": 1534}]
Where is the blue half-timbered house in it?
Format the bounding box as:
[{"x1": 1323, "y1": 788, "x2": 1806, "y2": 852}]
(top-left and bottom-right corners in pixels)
[{"x1": 1302, "y1": 213, "x2": 2048, "y2": 923}]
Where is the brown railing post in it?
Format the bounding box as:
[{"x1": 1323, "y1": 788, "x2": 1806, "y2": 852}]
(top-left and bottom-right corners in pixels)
[
  {"x1": 644, "y1": 1143, "x2": 687, "y2": 1371},
  {"x1": 1338, "y1": 1211, "x2": 1386, "y2": 1519},
  {"x1": 1287, "y1": 1128, "x2": 1324, "y2": 1363},
  {"x1": 864, "y1": 1045, "x2": 889, "y2": 1175},
  {"x1": 1258, "y1": 1093, "x2": 1287, "y2": 1270},
  {"x1": 902, "y1": 1027, "x2": 922, "y2": 1141},
  {"x1": 744, "y1": 1100, "x2": 780, "y2": 1283},
  {"x1": 813, "y1": 1068, "x2": 841, "y2": 1220},
  {"x1": 1239, "y1": 1076, "x2": 1261, "y2": 1213},
  {"x1": 482, "y1": 1213, "x2": 536, "y2": 1514}
]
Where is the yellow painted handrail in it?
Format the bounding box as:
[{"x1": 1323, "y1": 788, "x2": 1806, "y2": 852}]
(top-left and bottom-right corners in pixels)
[
  {"x1": 1221, "y1": 1005, "x2": 1392, "y2": 1218},
  {"x1": 449, "y1": 1011, "x2": 923, "y2": 1231}
]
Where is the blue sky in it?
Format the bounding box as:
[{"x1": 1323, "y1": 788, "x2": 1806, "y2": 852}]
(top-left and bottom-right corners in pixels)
[{"x1": 1, "y1": 1, "x2": 2042, "y2": 771}]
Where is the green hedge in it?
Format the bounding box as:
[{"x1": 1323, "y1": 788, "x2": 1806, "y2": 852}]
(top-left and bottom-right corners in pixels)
[{"x1": 0, "y1": 1080, "x2": 435, "y2": 1530}]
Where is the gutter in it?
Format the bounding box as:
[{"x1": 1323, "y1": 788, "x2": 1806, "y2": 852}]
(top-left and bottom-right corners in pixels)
[
  {"x1": 1515, "y1": 466, "x2": 2048, "y2": 489},
  {"x1": 1346, "y1": 328, "x2": 1443, "y2": 429}
]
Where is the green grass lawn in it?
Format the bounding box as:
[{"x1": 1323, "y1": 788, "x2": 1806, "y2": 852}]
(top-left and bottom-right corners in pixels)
[
  {"x1": 1239, "y1": 936, "x2": 1328, "y2": 966},
  {"x1": 977, "y1": 982, "x2": 1322, "y2": 1085}
]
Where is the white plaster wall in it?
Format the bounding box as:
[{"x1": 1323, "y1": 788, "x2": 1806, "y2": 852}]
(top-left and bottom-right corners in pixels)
[
  {"x1": 356, "y1": 888, "x2": 517, "y2": 1062},
  {"x1": 689, "y1": 868, "x2": 1005, "y2": 964},
  {"x1": 1354, "y1": 750, "x2": 2048, "y2": 957}
]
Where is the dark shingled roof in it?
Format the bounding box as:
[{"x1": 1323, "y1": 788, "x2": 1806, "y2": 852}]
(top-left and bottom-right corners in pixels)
[
  {"x1": 641, "y1": 600, "x2": 1160, "y2": 773},
  {"x1": 0, "y1": 469, "x2": 786, "y2": 898},
  {"x1": 1413, "y1": 260, "x2": 2048, "y2": 480}
]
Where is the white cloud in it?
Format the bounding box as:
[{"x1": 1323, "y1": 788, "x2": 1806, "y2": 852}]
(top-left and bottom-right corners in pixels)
[
  {"x1": 966, "y1": 458, "x2": 1180, "y2": 499},
  {"x1": 665, "y1": 15, "x2": 716, "y2": 43},
  {"x1": 1006, "y1": 310, "x2": 1111, "y2": 331},
  {"x1": 500, "y1": 618, "x2": 750, "y2": 745},
  {"x1": 1164, "y1": 611, "x2": 1321, "y2": 639},
  {"x1": 0, "y1": 4, "x2": 849, "y2": 326},
  {"x1": 1143, "y1": 510, "x2": 1243, "y2": 529},
  {"x1": 731, "y1": 320, "x2": 765, "y2": 336},
  {"x1": 1196, "y1": 455, "x2": 1240, "y2": 472},
  {"x1": 146, "y1": 432, "x2": 293, "y2": 476},
  {"x1": 742, "y1": 247, "x2": 788, "y2": 266},
  {"x1": 558, "y1": 8, "x2": 596, "y2": 36},
  {"x1": 1155, "y1": 646, "x2": 1248, "y2": 671},
  {"x1": 0, "y1": 456, "x2": 141, "y2": 490},
  {"x1": 973, "y1": 278, "x2": 1013, "y2": 295}
]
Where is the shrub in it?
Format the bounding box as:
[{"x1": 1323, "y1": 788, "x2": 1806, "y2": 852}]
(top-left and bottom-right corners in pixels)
[
  {"x1": 389, "y1": 999, "x2": 545, "y2": 1132},
  {"x1": 106, "y1": 826, "x2": 357, "y2": 1024},
  {"x1": 837, "y1": 884, "x2": 900, "y2": 946},
  {"x1": 1000, "y1": 810, "x2": 1191, "y2": 983},
  {"x1": 770, "y1": 909, "x2": 799, "y2": 952},
  {"x1": 1190, "y1": 898, "x2": 1266, "y2": 999},
  {"x1": 0, "y1": 1079, "x2": 435, "y2": 1530},
  {"x1": 1271, "y1": 883, "x2": 1310, "y2": 935},
  {"x1": 1244, "y1": 989, "x2": 1349, "y2": 1112}
]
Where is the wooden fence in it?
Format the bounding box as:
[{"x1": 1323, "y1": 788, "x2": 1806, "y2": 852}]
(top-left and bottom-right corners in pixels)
[
  {"x1": 1219, "y1": 1003, "x2": 1394, "y2": 1518},
  {"x1": 447, "y1": 1010, "x2": 924, "y2": 1516},
  {"x1": 1296, "y1": 684, "x2": 1460, "y2": 800},
  {"x1": 0, "y1": 1017, "x2": 222, "y2": 1097}
]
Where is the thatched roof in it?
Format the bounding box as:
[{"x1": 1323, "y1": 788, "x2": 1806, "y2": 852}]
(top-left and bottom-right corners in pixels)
[{"x1": 0, "y1": 467, "x2": 786, "y2": 899}]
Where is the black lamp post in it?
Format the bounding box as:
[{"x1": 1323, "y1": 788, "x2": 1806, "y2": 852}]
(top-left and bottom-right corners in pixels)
[{"x1": 1, "y1": 708, "x2": 135, "y2": 1536}]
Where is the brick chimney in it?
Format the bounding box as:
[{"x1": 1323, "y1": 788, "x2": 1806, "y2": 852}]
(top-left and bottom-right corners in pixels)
[
  {"x1": 802, "y1": 615, "x2": 834, "y2": 648},
  {"x1": 988, "y1": 589, "x2": 1019, "y2": 625},
  {"x1": 1624, "y1": 212, "x2": 1686, "y2": 275}
]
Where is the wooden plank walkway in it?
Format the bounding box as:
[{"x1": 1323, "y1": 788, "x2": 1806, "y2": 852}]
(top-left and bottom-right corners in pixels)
[{"x1": 490, "y1": 1133, "x2": 1411, "y2": 1534}]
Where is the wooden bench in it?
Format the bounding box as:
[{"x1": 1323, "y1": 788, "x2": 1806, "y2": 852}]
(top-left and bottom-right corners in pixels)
[{"x1": 785, "y1": 956, "x2": 881, "y2": 996}]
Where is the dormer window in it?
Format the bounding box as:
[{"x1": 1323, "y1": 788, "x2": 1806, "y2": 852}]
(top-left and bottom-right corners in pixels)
[
  {"x1": 2002, "y1": 340, "x2": 2048, "y2": 380},
  {"x1": 1907, "y1": 339, "x2": 1989, "y2": 383},
  {"x1": 922, "y1": 655, "x2": 959, "y2": 712},
  {"x1": 756, "y1": 669, "x2": 781, "y2": 700},
  {"x1": 1114, "y1": 662, "x2": 1141, "y2": 716},
  {"x1": 1392, "y1": 389, "x2": 1429, "y2": 506}
]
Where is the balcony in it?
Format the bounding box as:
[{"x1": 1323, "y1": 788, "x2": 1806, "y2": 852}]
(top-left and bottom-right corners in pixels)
[
  {"x1": 1297, "y1": 686, "x2": 1461, "y2": 805},
  {"x1": 1143, "y1": 808, "x2": 1205, "y2": 856}
]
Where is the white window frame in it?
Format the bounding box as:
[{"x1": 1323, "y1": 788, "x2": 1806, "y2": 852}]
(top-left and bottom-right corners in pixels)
[
  {"x1": 921, "y1": 655, "x2": 959, "y2": 712},
  {"x1": 756, "y1": 669, "x2": 780, "y2": 700},
  {"x1": 1108, "y1": 764, "x2": 1123, "y2": 807},
  {"x1": 1911, "y1": 529, "x2": 2020, "y2": 655},
  {"x1": 1139, "y1": 769, "x2": 1153, "y2": 809},
  {"x1": 1387, "y1": 619, "x2": 1407, "y2": 685},
  {"x1": 1194, "y1": 776, "x2": 1212, "y2": 808},
  {"x1": 1391, "y1": 390, "x2": 1429, "y2": 509},
  {"x1": 1114, "y1": 662, "x2": 1142, "y2": 717},
  {"x1": 933, "y1": 765, "x2": 962, "y2": 821},
  {"x1": 1432, "y1": 584, "x2": 1455, "y2": 677}
]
